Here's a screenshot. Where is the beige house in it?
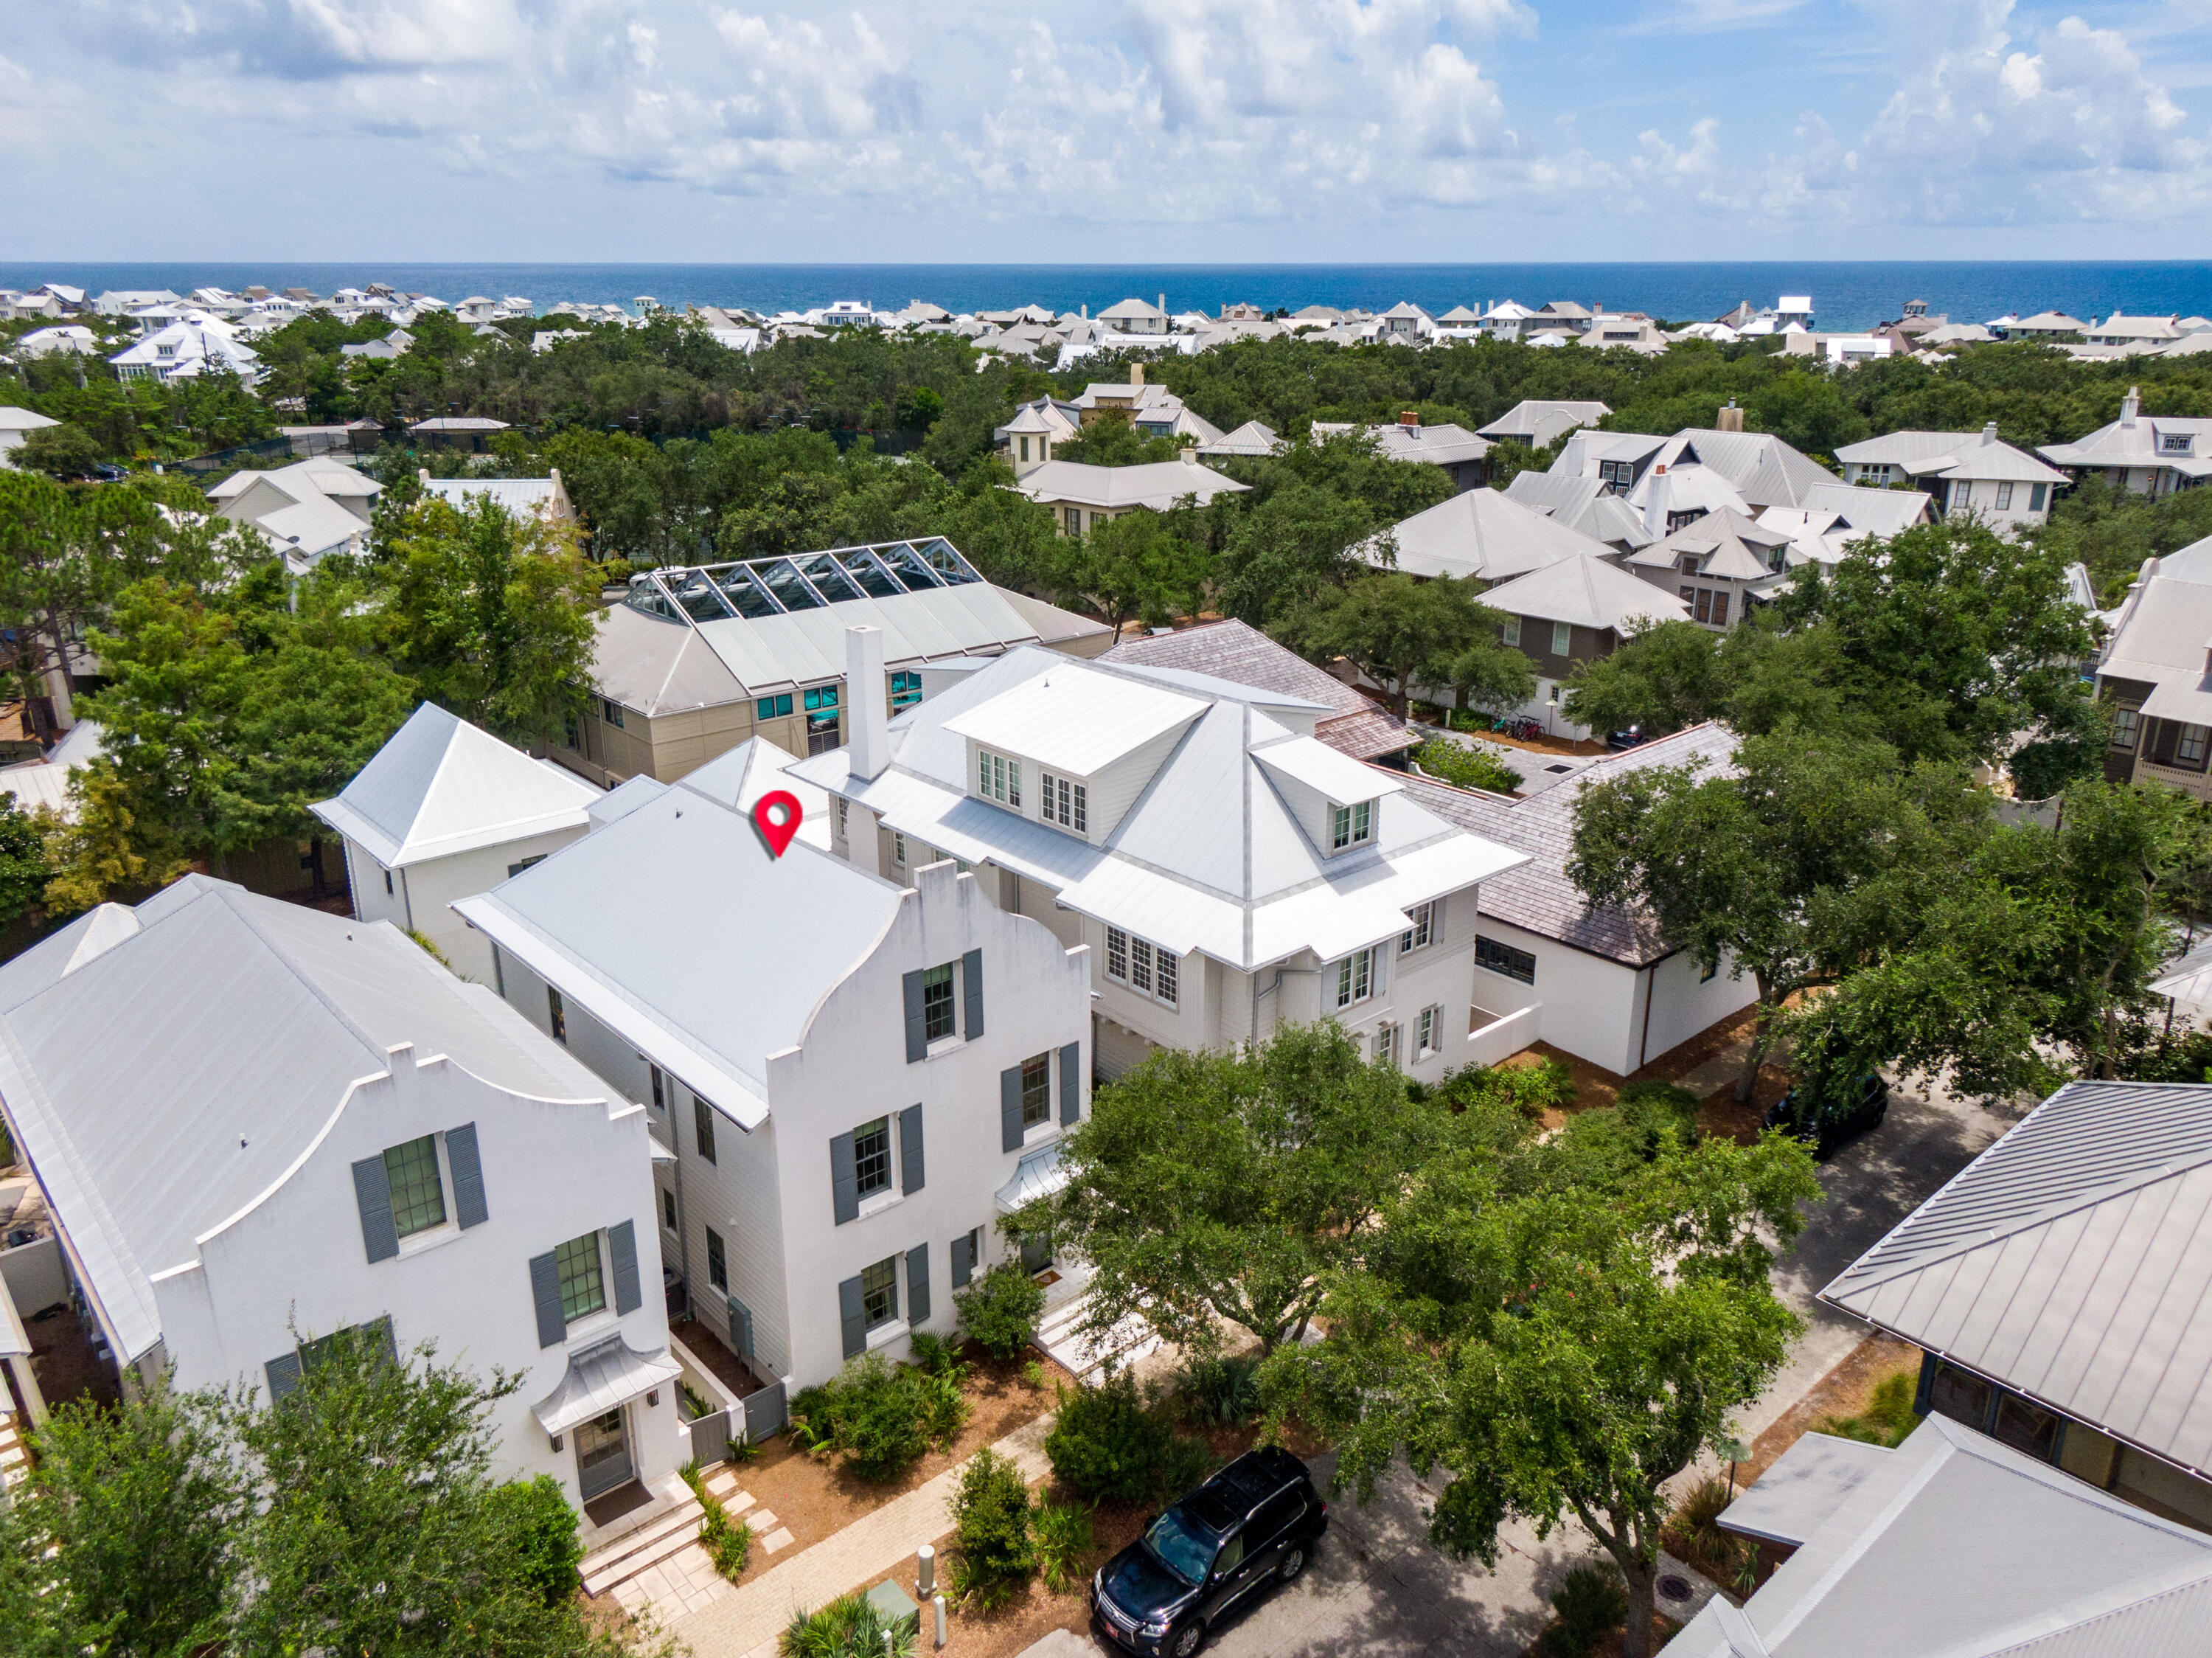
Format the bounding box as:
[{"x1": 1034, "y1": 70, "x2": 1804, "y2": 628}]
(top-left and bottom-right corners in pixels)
[
  {"x1": 1012, "y1": 459, "x2": 1251, "y2": 538},
  {"x1": 419, "y1": 469, "x2": 580, "y2": 530},
  {"x1": 2096, "y1": 554, "x2": 2212, "y2": 802},
  {"x1": 559, "y1": 540, "x2": 1112, "y2": 787}
]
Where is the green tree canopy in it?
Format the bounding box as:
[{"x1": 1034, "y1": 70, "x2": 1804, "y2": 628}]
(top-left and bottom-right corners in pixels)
[
  {"x1": 1054, "y1": 507, "x2": 1213, "y2": 642},
  {"x1": 1284, "y1": 572, "x2": 1530, "y2": 719}
]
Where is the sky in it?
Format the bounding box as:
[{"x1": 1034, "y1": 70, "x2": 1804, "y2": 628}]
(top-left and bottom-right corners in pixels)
[{"x1": 2, "y1": 0, "x2": 2210, "y2": 263}]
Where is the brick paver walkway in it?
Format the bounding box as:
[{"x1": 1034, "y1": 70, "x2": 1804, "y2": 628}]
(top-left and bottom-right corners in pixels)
[{"x1": 666, "y1": 1412, "x2": 1058, "y2": 1658}]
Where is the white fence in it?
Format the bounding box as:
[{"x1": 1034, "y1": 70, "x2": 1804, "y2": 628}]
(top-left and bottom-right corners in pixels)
[{"x1": 1467, "y1": 1003, "x2": 1542, "y2": 1069}]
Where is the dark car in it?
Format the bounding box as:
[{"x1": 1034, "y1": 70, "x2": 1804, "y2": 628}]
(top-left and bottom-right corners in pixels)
[
  {"x1": 1093, "y1": 1446, "x2": 1327, "y2": 1657},
  {"x1": 1764, "y1": 1072, "x2": 1889, "y2": 1160},
  {"x1": 1606, "y1": 726, "x2": 1649, "y2": 752}
]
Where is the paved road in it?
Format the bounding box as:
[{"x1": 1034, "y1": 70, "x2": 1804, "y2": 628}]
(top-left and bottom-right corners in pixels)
[{"x1": 1041, "y1": 1077, "x2": 2018, "y2": 1658}]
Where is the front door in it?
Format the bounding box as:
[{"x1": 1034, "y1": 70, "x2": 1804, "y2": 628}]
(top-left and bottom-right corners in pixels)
[{"x1": 575, "y1": 1406, "x2": 633, "y2": 1500}]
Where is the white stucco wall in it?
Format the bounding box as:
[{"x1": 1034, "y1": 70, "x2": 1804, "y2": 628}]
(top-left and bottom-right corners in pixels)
[{"x1": 343, "y1": 827, "x2": 587, "y2": 985}]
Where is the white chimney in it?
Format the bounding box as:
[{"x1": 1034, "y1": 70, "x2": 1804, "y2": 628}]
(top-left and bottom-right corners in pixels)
[
  {"x1": 2123, "y1": 386, "x2": 2140, "y2": 428},
  {"x1": 1981, "y1": 421, "x2": 1997, "y2": 443},
  {"x1": 846, "y1": 625, "x2": 889, "y2": 780}
]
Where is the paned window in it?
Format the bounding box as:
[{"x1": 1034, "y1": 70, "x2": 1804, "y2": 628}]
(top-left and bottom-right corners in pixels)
[
  {"x1": 1400, "y1": 901, "x2": 1434, "y2": 954},
  {"x1": 1475, "y1": 934, "x2": 1537, "y2": 985},
  {"x1": 2110, "y1": 706, "x2": 2143, "y2": 752},
  {"x1": 852, "y1": 1115, "x2": 894, "y2": 1199},
  {"x1": 861, "y1": 1255, "x2": 899, "y2": 1328},
  {"x1": 894, "y1": 832, "x2": 908, "y2": 865},
  {"x1": 755, "y1": 693, "x2": 794, "y2": 720},
  {"x1": 2163, "y1": 433, "x2": 2196, "y2": 455},
  {"x1": 1041, "y1": 772, "x2": 1086, "y2": 832},
  {"x1": 1500, "y1": 615, "x2": 1521, "y2": 647},
  {"x1": 383, "y1": 1135, "x2": 446, "y2": 1238},
  {"x1": 1374, "y1": 1022, "x2": 1398, "y2": 1065},
  {"x1": 1155, "y1": 948, "x2": 1178, "y2": 1007},
  {"x1": 602, "y1": 698, "x2": 625, "y2": 729},
  {"x1": 803, "y1": 684, "x2": 839, "y2": 713},
  {"x1": 837, "y1": 799, "x2": 849, "y2": 839},
  {"x1": 1105, "y1": 927, "x2": 1177, "y2": 1007},
  {"x1": 1020, "y1": 1054, "x2": 1052, "y2": 1127},
  {"x1": 547, "y1": 987, "x2": 566, "y2": 1042},
  {"x1": 555, "y1": 1232, "x2": 605, "y2": 1322},
  {"x1": 891, "y1": 670, "x2": 923, "y2": 709},
  {"x1": 1106, "y1": 926, "x2": 1129, "y2": 981},
  {"x1": 695, "y1": 1096, "x2": 717, "y2": 1164},
  {"x1": 1952, "y1": 481, "x2": 1974, "y2": 510},
  {"x1": 1130, "y1": 937, "x2": 1153, "y2": 993},
  {"x1": 1335, "y1": 947, "x2": 1374, "y2": 1008},
  {"x1": 1994, "y1": 482, "x2": 2015, "y2": 510},
  {"x1": 977, "y1": 750, "x2": 1022, "y2": 807},
  {"x1": 2180, "y1": 724, "x2": 2211, "y2": 767},
  {"x1": 1332, "y1": 799, "x2": 1373, "y2": 851},
  {"x1": 921, "y1": 963, "x2": 956, "y2": 1041},
  {"x1": 707, "y1": 1227, "x2": 727, "y2": 1290},
  {"x1": 1711, "y1": 592, "x2": 1731, "y2": 626},
  {"x1": 1551, "y1": 622, "x2": 1573, "y2": 657},
  {"x1": 1416, "y1": 1005, "x2": 1439, "y2": 1058}
]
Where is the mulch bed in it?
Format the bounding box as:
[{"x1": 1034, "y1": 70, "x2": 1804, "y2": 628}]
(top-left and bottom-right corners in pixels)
[{"x1": 1742, "y1": 1333, "x2": 1923, "y2": 1485}]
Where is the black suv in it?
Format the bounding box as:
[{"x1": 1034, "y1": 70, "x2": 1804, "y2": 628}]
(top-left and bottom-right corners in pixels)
[
  {"x1": 1764, "y1": 1071, "x2": 1889, "y2": 1161},
  {"x1": 1092, "y1": 1446, "x2": 1327, "y2": 1657}
]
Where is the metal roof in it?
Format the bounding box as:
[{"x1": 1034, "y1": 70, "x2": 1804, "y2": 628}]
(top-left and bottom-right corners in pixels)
[
  {"x1": 1822, "y1": 1081, "x2": 2212, "y2": 1481},
  {"x1": 1374, "y1": 485, "x2": 1619, "y2": 583},
  {"x1": 1717, "y1": 1432, "x2": 1894, "y2": 1547},
  {"x1": 1481, "y1": 551, "x2": 1693, "y2": 631},
  {"x1": 945, "y1": 670, "x2": 1207, "y2": 775},
  {"x1": 1012, "y1": 459, "x2": 1251, "y2": 511},
  {"x1": 310, "y1": 703, "x2": 597, "y2": 870},
  {"x1": 531, "y1": 1333, "x2": 682, "y2": 1435}
]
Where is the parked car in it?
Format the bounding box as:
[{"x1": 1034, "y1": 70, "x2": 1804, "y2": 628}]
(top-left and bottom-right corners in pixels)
[
  {"x1": 1093, "y1": 1446, "x2": 1328, "y2": 1657},
  {"x1": 1764, "y1": 1072, "x2": 1888, "y2": 1160},
  {"x1": 1606, "y1": 726, "x2": 1649, "y2": 751}
]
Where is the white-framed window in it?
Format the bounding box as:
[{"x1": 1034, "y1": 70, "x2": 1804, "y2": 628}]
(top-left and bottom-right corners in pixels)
[
  {"x1": 893, "y1": 832, "x2": 907, "y2": 866},
  {"x1": 1551, "y1": 621, "x2": 1572, "y2": 657},
  {"x1": 2110, "y1": 706, "x2": 2143, "y2": 752},
  {"x1": 1335, "y1": 947, "x2": 1375, "y2": 1008},
  {"x1": 382, "y1": 1135, "x2": 448, "y2": 1238},
  {"x1": 1400, "y1": 901, "x2": 1433, "y2": 954},
  {"x1": 1373, "y1": 1022, "x2": 1398, "y2": 1066},
  {"x1": 1475, "y1": 934, "x2": 1537, "y2": 985},
  {"x1": 837, "y1": 799, "x2": 849, "y2": 838},
  {"x1": 1020, "y1": 1053, "x2": 1052, "y2": 1128},
  {"x1": 1331, "y1": 800, "x2": 1373, "y2": 852},
  {"x1": 860, "y1": 1255, "x2": 899, "y2": 1330},
  {"x1": 1500, "y1": 615, "x2": 1521, "y2": 647},
  {"x1": 1105, "y1": 926, "x2": 1178, "y2": 1008},
  {"x1": 1416, "y1": 1005, "x2": 1439, "y2": 1058},
  {"x1": 1040, "y1": 771, "x2": 1087, "y2": 833},
  {"x1": 852, "y1": 1114, "x2": 895, "y2": 1199},
  {"x1": 2163, "y1": 433, "x2": 2194, "y2": 456},
  {"x1": 2180, "y1": 724, "x2": 2211, "y2": 767},
  {"x1": 977, "y1": 749, "x2": 1023, "y2": 808}
]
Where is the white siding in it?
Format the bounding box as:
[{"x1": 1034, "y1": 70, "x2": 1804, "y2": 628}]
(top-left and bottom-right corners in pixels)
[{"x1": 1085, "y1": 724, "x2": 1191, "y2": 840}]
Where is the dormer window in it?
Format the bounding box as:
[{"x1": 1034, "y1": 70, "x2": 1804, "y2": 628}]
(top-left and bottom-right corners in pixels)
[
  {"x1": 1040, "y1": 771, "x2": 1087, "y2": 833},
  {"x1": 2164, "y1": 434, "x2": 2195, "y2": 456},
  {"x1": 1331, "y1": 800, "x2": 1373, "y2": 852},
  {"x1": 978, "y1": 749, "x2": 1022, "y2": 808}
]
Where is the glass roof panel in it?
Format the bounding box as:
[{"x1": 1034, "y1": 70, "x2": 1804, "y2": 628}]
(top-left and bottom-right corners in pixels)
[
  {"x1": 709, "y1": 564, "x2": 784, "y2": 619},
  {"x1": 793, "y1": 552, "x2": 866, "y2": 603},
  {"x1": 667, "y1": 569, "x2": 737, "y2": 622},
  {"x1": 757, "y1": 558, "x2": 827, "y2": 611},
  {"x1": 835, "y1": 549, "x2": 907, "y2": 599},
  {"x1": 912, "y1": 537, "x2": 976, "y2": 583},
  {"x1": 622, "y1": 580, "x2": 686, "y2": 623},
  {"x1": 880, "y1": 541, "x2": 944, "y2": 589}
]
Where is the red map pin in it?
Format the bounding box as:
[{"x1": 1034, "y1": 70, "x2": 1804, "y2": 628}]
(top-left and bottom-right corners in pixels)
[{"x1": 752, "y1": 790, "x2": 803, "y2": 859}]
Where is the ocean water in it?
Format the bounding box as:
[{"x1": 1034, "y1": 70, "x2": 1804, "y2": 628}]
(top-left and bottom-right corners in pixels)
[{"x1": 7, "y1": 261, "x2": 2212, "y2": 334}]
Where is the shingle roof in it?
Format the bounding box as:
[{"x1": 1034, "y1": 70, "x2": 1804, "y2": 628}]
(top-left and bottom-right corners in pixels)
[
  {"x1": 1099, "y1": 619, "x2": 1414, "y2": 760},
  {"x1": 1396, "y1": 724, "x2": 1736, "y2": 965},
  {"x1": 1823, "y1": 1080, "x2": 2212, "y2": 1481}
]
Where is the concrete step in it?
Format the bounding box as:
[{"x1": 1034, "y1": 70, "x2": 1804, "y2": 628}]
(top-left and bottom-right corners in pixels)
[
  {"x1": 579, "y1": 1493, "x2": 705, "y2": 1598},
  {"x1": 1035, "y1": 1292, "x2": 1163, "y2": 1382}
]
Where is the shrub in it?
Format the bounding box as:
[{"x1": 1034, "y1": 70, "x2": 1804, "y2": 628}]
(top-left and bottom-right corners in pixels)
[
  {"x1": 1032, "y1": 1499, "x2": 1096, "y2": 1592},
  {"x1": 484, "y1": 1474, "x2": 582, "y2": 1605},
  {"x1": 1540, "y1": 1564, "x2": 1627, "y2": 1658},
  {"x1": 782, "y1": 1592, "x2": 917, "y2": 1657},
  {"x1": 950, "y1": 1448, "x2": 1034, "y2": 1598},
  {"x1": 1413, "y1": 737, "x2": 1523, "y2": 794},
  {"x1": 1819, "y1": 1370, "x2": 1920, "y2": 1448},
  {"x1": 1662, "y1": 1479, "x2": 1736, "y2": 1575},
  {"x1": 1614, "y1": 1079, "x2": 1703, "y2": 1154},
  {"x1": 679, "y1": 1460, "x2": 755, "y2": 1580},
  {"x1": 1178, "y1": 1355, "x2": 1262, "y2": 1426},
  {"x1": 956, "y1": 1262, "x2": 1047, "y2": 1360},
  {"x1": 1156, "y1": 1431, "x2": 1216, "y2": 1499},
  {"x1": 1045, "y1": 1371, "x2": 1170, "y2": 1502},
  {"x1": 1021, "y1": 1359, "x2": 1047, "y2": 1390},
  {"x1": 788, "y1": 1353, "x2": 968, "y2": 1482},
  {"x1": 907, "y1": 1330, "x2": 969, "y2": 1379}
]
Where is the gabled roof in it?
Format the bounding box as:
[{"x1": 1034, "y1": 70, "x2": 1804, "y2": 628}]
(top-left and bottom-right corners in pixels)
[
  {"x1": 1792, "y1": 482, "x2": 1933, "y2": 541},
  {"x1": 1663, "y1": 428, "x2": 1840, "y2": 509},
  {"x1": 1196, "y1": 419, "x2": 1284, "y2": 458},
  {"x1": 1630, "y1": 506, "x2": 1794, "y2": 581},
  {"x1": 1476, "y1": 399, "x2": 1611, "y2": 442},
  {"x1": 2096, "y1": 566, "x2": 2212, "y2": 725},
  {"x1": 1374, "y1": 485, "x2": 1619, "y2": 583},
  {"x1": 310, "y1": 703, "x2": 597, "y2": 869},
  {"x1": 1835, "y1": 429, "x2": 2068, "y2": 484},
  {"x1": 1397, "y1": 724, "x2": 1735, "y2": 965},
  {"x1": 0, "y1": 876, "x2": 609, "y2": 1364},
  {"x1": 1673, "y1": 1415, "x2": 2212, "y2": 1658},
  {"x1": 1099, "y1": 619, "x2": 1413, "y2": 761},
  {"x1": 1499, "y1": 471, "x2": 1658, "y2": 550},
  {"x1": 1312, "y1": 421, "x2": 1492, "y2": 470},
  {"x1": 420, "y1": 477, "x2": 562, "y2": 514},
  {"x1": 0, "y1": 406, "x2": 59, "y2": 434},
  {"x1": 1481, "y1": 552, "x2": 1694, "y2": 630},
  {"x1": 1013, "y1": 459, "x2": 1250, "y2": 511},
  {"x1": 1823, "y1": 1080, "x2": 2212, "y2": 1482}
]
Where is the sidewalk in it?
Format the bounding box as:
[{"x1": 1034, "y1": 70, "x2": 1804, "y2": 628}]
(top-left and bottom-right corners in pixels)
[{"x1": 667, "y1": 1412, "x2": 1058, "y2": 1658}]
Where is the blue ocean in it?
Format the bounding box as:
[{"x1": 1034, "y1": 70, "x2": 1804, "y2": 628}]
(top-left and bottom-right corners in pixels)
[{"x1": 7, "y1": 261, "x2": 2212, "y2": 334}]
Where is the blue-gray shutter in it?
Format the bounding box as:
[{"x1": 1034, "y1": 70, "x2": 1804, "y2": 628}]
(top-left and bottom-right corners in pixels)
[
  {"x1": 950, "y1": 1232, "x2": 974, "y2": 1289},
  {"x1": 610, "y1": 1220, "x2": 642, "y2": 1315},
  {"x1": 529, "y1": 1249, "x2": 565, "y2": 1348},
  {"x1": 1000, "y1": 1066, "x2": 1024, "y2": 1153},
  {"x1": 900, "y1": 1103, "x2": 924, "y2": 1194},
  {"x1": 1059, "y1": 1042, "x2": 1082, "y2": 1126},
  {"x1": 962, "y1": 948, "x2": 984, "y2": 1038},
  {"x1": 265, "y1": 1349, "x2": 302, "y2": 1403},
  {"x1": 902, "y1": 968, "x2": 928, "y2": 1063},
  {"x1": 830, "y1": 1131, "x2": 859, "y2": 1225},
  {"x1": 907, "y1": 1243, "x2": 931, "y2": 1325},
  {"x1": 351, "y1": 1154, "x2": 398, "y2": 1263},
  {"x1": 446, "y1": 1123, "x2": 487, "y2": 1229},
  {"x1": 838, "y1": 1274, "x2": 866, "y2": 1360},
  {"x1": 727, "y1": 1294, "x2": 754, "y2": 1360}
]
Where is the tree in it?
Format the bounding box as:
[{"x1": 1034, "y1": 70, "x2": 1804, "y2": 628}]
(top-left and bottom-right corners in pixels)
[
  {"x1": 1285, "y1": 573, "x2": 1527, "y2": 720},
  {"x1": 377, "y1": 496, "x2": 599, "y2": 746},
  {"x1": 1569, "y1": 730, "x2": 1986, "y2": 1100},
  {"x1": 1023, "y1": 1021, "x2": 1414, "y2": 1357},
  {"x1": 15, "y1": 422, "x2": 105, "y2": 479},
  {"x1": 1559, "y1": 620, "x2": 1728, "y2": 740},
  {"x1": 0, "y1": 797, "x2": 50, "y2": 929},
  {"x1": 1052, "y1": 409, "x2": 1182, "y2": 467},
  {"x1": 1265, "y1": 1102, "x2": 1820, "y2": 1658},
  {"x1": 1217, "y1": 482, "x2": 1377, "y2": 625},
  {"x1": 1054, "y1": 507, "x2": 1211, "y2": 641}
]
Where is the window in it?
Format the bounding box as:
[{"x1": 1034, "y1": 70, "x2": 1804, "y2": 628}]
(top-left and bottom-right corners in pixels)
[
  {"x1": 1105, "y1": 926, "x2": 1178, "y2": 1007},
  {"x1": 861, "y1": 1255, "x2": 900, "y2": 1328},
  {"x1": 978, "y1": 749, "x2": 1022, "y2": 807},
  {"x1": 695, "y1": 1096, "x2": 717, "y2": 1164},
  {"x1": 383, "y1": 867, "x2": 394, "y2": 895},
  {"x1": 1701, "y1": 958, "x2": 1719, "y2": 983},
  {"x1": 893, "y1": 832, "x2": 907, "y2": 866},
  {"x1": 1416, "y1": 1005, "x2": 1439, "y2": 1058},
  {"x1": 1500, "y1": 615, "x2": 1521, "y2": 647},
  {"x1": 1857, "y1": 464, "x2": 1890, "y2": 486},
  {"x1": 891, "y1": 670, "x2": 922, "y2": 709},
  {"x1": 804, "y1": 684, "x2": 839, "y2": 713},
  {"x1": 1107, "y1": 926, "x2": 1129, "y2": 981},
  {"x1": 2163, "y1": 433, "x2": 2195, "y2": 455},
  {"x1": 602, "y1": 698, "x2": 625, "y2": 729},
  {"x1": 706, "y1": 1227, "x2": 727, "y2": 1290},
  {"x1": 1475, "y1": 934, "x2": 1537, "y2": 985},
  {"x1": 1994, "y1": 1394, "x2": 2061, "y2": 1461},
  {"x1": 1551, "y1": 621, "x2": 1572, "y2": 658},
  {"x1": 1019, "y1": 435, "x2": 1032, "y2": 462},
  {"x1": 1335, "y1": 947, "x2": 1374, "y2": 1008},
  {"x1": 1155, "y1": 948, "x2": 1178, "y2": 1007},
  {"x1": 555, "y1": 1232, "x2": 606, "y2": 1322},
  {"x1": 547, "y1": 986, "x2": 567, "y2": 1043},
  {"x1": 2180, "y1": 724, "x2": 2211, "y2": 767},
  {"x1": 836, "y1": 799, "x2": 849, "y2": 839},
  {"x1": 1994, "y1": 481, "x2": 2015, "y2": 511},
  {"x1": 755, "y1": 693, "x2": 793, "y2": 721},
  {"x1": 1400, "y1": 901, "x2": 1433, "y2": 954},
  {"x1": 662, "y1": 1187, "x2": 678, "y2": 1234},
  {"x1": 1927, "y1": 1361, "x2": 1992, "y2": 1429},
  {"x1": 1598, "y1": 459, "x2": 1634, "y2": 492},
  {"x1": 1952, "y1": 481, "x2": 1973, "y2": 510},
  {"x1": 1040, "y1": 772, "x2": 1087, "y2": 832},
  {"x1": 852, "y1": 1115, "x2": 894, "y2": 1199},
  {"x1": 1130, "y1": 937, "x2": 1153, "y2": 993},
  {"x1": 383, "y1": 1135, "x2": 447, "y2": 1238},
  {"x1": 1063, "y1": 505, "x2": 1081, "y2": 534},
  {"x1": 2029, "y1": 483, "x2": 2048, "y2": 512},
  {"x1": 921, "y1": 964, "x2": 956, "y2": 1042},
  {"x1": 1020, "y1": 1053, "x2": 1051, "y2": 1127},
  {"x1": 650, "y1": 1065, "x2": 665, "y2": 1109},
  {"x1": 507, "y1": 854, "x2": 546, "y2": 878},
  {"x1": 1331, "y1": 800, "x2": 1373, "y2": 851},
  {"x1": 1374, "y1": 1022, "x2": 1398, "y2": 1066},
  {"x1": 2111, "y1": 706, "x2": 2143, "y2": 752}
]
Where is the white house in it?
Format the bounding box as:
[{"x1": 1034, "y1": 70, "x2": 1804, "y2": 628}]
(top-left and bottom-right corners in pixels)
[
  {"x1": 1096, "y1": 296, "x2": 1171, "y2": 336},
  {"x1": 451, "y1": 734, "x2": 1095, "y2": 1392},
  {"x1": 1834, "y1": 423, "x2": 2069, "y2": 530},
  {"x1": 108, "y1": 315, "x2": 262, "y2": 384},
  {"x1": 2041, "y1": 387, "x2": 2212, "y2": 497},
  {"x1": 419, "y1": 469, "x2": 579, "y2": 529},
  {"x1": 1376, "y1": 302, "x2": 1436, "y2": 341},
  {"x1": 0, "y1": 875, "x2": 682, "y2": 1513},
  {"x1": 1399, "y1": 725, "x2": 1758, "y2": 1075},
  {"x1": 790, "y1": 627, "x2": 1529, "y2": 1087},
  {"x1": 312, "y1": 703, "x2": 599, "y2": 982},
  {"x1": 206, "y1": 454, "x2": 382, "y2": 571},
  {"x1": 10, "y1": 326, "x2": 97, "y2": 359},
  {"x1": 1012, "y1": 459, "x2": 1251, "y2": 538},
  {"x1": 0, "y1": 406, "x2": 59, "y2": 465}
]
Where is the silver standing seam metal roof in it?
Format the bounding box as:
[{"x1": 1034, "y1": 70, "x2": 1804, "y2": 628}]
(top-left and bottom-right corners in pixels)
[{"x1": 1821, "y1": 1080, "x2": 2212, "y2": 1485}]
